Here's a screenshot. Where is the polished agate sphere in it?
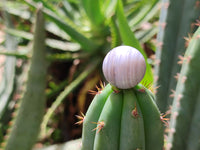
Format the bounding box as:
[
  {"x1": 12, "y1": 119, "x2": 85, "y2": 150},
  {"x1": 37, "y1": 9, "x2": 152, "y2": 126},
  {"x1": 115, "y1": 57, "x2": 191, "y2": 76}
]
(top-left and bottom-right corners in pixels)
[{"x1": 102, "y1": 46, "x2": 146, "y2": 89}]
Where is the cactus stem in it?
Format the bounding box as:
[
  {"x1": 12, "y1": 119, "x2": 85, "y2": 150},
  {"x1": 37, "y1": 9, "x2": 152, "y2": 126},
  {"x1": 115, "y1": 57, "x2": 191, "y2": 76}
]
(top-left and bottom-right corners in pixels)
[
  {"x1": 75, "y1": 112, "x2": 85, "y2": 125},
  {"x1": 92, "y1": 121, "x2": 105, "y2": 133}
]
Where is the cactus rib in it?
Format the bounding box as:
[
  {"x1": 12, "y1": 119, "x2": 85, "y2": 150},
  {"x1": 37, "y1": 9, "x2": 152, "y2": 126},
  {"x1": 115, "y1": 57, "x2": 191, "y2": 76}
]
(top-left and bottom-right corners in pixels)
[
  {"x1": 136, "y1": 86, "x2": 164, "y2": 150},
  {"x1": 81, "y1": 84, "x2": 113, "y2": 150},
  {"x1": 119, "y1": 89, "x2": 145, "y2": 150},
  {"x1": 93, "y1": 91, "x2": 123, "y2": 150}
]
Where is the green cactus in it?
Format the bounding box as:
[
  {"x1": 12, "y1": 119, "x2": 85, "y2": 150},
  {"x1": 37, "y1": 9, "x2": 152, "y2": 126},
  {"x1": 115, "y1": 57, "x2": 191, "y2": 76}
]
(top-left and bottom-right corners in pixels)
[
  {"x1": 81, "y1": 46, "x2": 164, "y2": 150},
  {"x1": 166, "y1": 26, "x2": 200, "y2": 150},
  {"x1": 154, "y1": 0, "x2": 200, "y2": 112},
  {"x1": 81, "y1": 85, "x2": 164, "y2": 150},
  {"x1": 2, "y1": 5, "x2": 47, "y2": 150}
]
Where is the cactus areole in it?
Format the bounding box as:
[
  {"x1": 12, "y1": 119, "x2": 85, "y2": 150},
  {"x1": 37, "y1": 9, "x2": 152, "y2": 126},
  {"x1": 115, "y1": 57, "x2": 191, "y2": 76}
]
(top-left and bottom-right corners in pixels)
[{"x1": 81, "y1": 46, "x2": 164, "y2": 150}]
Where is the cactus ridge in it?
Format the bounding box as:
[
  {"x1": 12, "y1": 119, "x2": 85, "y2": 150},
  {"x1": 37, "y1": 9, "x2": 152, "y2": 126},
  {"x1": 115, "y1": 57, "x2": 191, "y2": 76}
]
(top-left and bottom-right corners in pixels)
[
  {"x1": 166, "y1": 27, "x2": 200, "y2": 150},
  {"x1": 81, "y1": 84, "x2": 164, "y2": 150},
  {"x1": 81, "y1": 84, "x2": 113, "y2": 150}
]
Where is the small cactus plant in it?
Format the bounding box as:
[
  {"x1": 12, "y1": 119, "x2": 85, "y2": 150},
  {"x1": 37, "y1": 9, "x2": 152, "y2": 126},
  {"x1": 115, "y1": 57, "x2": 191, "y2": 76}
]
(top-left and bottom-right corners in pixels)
[{"x1": 81, "y1": 46, "x2": 164, "y2": 150}]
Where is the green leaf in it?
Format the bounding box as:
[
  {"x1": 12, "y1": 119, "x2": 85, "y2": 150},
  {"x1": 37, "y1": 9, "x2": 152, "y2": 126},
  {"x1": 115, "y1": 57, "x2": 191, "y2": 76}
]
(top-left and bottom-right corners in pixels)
[
  {"x1": 6, "y1": 28, "x2": 81, "y2": 52},
  {"x1": 100, "y1": 0, "x2": 118, "y2": 19},
  {"x1": 82, "y1": 0, "x2": 118, "y2": 25},
  {"x1": 109, "y1": 17, "x2": 122, "y2": 48},
  {"x1": 0, "y1": 11, "x2": 17, "y2": 119},
  {"x1": 116, "y1": 0, "x2": 153, "y2": 86},
  {"x1": 82, "y1": 0, "x2": 104, "y2": 25},
  {"x1": 128, "y1": 0, "x2": 158, "y2": 28},
  {"x1": 24, "y1": 0, "x2": 98, "y2": 52}
]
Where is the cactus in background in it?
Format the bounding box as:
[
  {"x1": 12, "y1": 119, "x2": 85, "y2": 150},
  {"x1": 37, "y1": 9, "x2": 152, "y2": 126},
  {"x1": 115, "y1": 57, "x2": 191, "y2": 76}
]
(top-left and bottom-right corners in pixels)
[
  {"x1": 2, "y1": 5, "x2": 47, "y2": 150},
  {"x1": 81, "y1": 46, "x2": 164, "y2": 150},
  {"x1": 166, "y1": 26, "x2": 200, "y2": 150},
  {"x1": 154, "y1": 0, "x2": 200, "y2": 112}
]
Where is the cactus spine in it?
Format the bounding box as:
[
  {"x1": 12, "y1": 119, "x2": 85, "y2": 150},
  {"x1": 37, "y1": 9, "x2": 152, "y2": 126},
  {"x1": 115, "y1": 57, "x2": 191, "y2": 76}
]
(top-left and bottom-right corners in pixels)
[
  {"x1": 166, "y1": 27, "x2": 200, "y2": 150},
  {"x1": 154, "y1": 0, "x2": 200, "y2": 112},
  {"x1": 4, "y1": 6, "x2": 47, "y2": 150}
]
